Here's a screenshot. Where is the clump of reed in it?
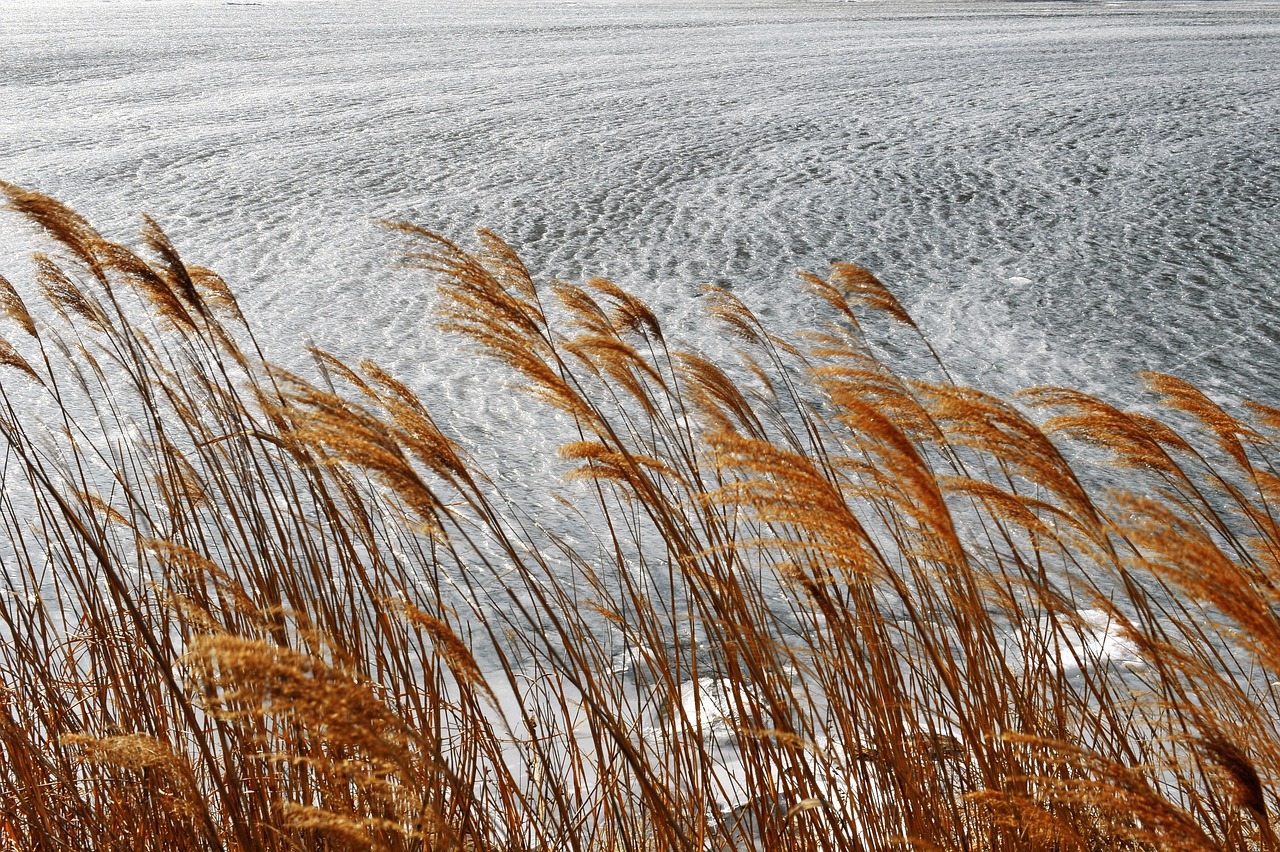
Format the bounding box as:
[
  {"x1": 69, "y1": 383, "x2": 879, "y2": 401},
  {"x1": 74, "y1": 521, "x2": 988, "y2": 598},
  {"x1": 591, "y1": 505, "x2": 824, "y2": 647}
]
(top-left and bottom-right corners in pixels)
[{"x1": 1, "y1": 181, "x2": 1278, "y2": 851}]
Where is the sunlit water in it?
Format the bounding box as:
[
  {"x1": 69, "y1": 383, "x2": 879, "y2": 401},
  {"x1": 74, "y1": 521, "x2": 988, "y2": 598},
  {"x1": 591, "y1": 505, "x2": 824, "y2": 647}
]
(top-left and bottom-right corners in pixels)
[
  {"x1": 3, "y1": 0, "x2": 1277, "y2": 403},
  {"x1": 1, "y1": 0, "x2": 1276, "y2": 625},
  {"x1": 4, "y1": 0, "x2": 1278, "y2": 589}
]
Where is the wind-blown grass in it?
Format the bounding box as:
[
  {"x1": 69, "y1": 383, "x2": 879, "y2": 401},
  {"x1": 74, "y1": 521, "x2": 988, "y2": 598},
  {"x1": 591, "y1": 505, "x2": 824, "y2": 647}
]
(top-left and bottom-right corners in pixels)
[{"x1": 1, "y1": 182, "x2": 1278, "y2": 850}]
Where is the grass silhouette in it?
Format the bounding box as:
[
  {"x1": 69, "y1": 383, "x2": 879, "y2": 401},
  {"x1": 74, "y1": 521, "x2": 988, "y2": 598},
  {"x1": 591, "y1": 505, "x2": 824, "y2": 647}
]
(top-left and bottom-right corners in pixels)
[{"x1": 1, "y1": 182, "x2": 1278, "y2": 850}]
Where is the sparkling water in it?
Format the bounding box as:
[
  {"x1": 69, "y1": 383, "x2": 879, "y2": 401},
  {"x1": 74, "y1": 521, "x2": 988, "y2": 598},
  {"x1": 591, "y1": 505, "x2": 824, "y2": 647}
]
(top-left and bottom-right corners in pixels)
[{"x1": 2, "y1": 0, "x2": 1275, "y2": 411}]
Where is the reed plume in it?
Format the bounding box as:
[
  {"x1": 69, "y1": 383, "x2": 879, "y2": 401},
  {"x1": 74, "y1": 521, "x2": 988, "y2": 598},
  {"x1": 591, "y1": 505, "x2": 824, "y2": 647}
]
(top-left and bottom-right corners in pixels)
[{"x1": 1, "y1": 184, "x2": 1278, "y2": 851}]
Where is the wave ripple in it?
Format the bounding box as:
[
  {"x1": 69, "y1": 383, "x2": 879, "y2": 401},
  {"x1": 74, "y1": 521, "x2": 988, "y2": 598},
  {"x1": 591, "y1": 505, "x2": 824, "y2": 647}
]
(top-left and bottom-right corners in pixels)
[{"x1": 1, "y1": 0, "x2": 1276, "y2": 406}]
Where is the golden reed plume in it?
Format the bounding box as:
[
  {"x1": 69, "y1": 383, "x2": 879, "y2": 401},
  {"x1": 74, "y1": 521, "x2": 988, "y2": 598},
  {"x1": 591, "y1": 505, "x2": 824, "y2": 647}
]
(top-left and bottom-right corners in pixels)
[{"x1": 0, "y1": 185, "x2": 1278, "y2": 851}]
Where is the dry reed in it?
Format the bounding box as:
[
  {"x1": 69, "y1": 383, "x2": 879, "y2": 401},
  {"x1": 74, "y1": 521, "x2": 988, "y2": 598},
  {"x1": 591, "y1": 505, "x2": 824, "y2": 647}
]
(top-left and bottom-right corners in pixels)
[{"x1": 0, "y1": 182, "x2": 1278, "y2": 851}]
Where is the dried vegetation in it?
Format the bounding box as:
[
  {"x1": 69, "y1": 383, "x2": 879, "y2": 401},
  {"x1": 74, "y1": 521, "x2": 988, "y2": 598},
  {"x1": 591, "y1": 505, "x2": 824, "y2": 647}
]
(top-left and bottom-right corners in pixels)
[{"x1": 1, "y1": 183, "x2": 1279, "y2": 850}]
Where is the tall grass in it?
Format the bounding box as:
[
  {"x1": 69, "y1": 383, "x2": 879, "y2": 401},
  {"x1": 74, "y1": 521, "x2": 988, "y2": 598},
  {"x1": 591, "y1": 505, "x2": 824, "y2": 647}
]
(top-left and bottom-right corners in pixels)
[{"x1": 1, "y1": 181, "x2": 1278, "y2": 850}]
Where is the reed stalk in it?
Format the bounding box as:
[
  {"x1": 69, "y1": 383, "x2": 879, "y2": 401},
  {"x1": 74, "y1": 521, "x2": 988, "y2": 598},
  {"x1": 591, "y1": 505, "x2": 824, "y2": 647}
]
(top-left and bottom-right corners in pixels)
[{"x1": 1, "y1": 183, "x2": 1277, "y2": 851}]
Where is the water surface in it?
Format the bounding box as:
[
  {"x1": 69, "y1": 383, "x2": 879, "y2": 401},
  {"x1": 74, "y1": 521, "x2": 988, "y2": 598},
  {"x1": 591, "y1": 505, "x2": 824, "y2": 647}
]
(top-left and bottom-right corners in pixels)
[{"x1": 1, "y1": 0, "x2": 1276, "y2": 418}]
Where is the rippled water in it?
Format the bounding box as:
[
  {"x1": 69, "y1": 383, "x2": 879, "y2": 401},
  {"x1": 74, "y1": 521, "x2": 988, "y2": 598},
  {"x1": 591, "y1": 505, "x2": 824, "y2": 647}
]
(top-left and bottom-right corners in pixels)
[{"x1": 2, "y1": 0, "x2": 1277, "y2": 419}]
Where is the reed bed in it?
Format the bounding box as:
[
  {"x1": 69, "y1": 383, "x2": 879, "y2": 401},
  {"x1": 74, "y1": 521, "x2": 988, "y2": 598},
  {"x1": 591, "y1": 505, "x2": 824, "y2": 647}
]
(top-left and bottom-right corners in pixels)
[{"x1": 1, "y1": 182, "x2": 1278, "y2": 851}]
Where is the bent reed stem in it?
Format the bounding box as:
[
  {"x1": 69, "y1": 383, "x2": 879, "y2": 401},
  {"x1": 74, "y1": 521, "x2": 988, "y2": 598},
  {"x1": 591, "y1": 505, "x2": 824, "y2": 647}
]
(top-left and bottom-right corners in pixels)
[{"x1": 1, "y1": 183, "x2": 1278, "y2": 851}]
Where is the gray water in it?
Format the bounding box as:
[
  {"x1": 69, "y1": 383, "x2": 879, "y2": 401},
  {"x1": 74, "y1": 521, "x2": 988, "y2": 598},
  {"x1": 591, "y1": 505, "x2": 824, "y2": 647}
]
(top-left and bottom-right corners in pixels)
[
  {"x1": 2, "y1": 1, "x2": 1277, "y2": 808},
  {"x1": 1, "y1": 0, "x2": 1277, "y2": 436}
]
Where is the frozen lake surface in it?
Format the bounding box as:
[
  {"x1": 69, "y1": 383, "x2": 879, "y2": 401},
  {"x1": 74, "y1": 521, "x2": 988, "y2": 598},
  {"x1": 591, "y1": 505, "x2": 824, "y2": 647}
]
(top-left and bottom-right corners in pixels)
[{"x1": 1, "y1": 0, "x2": 1277, "y2": 420}]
